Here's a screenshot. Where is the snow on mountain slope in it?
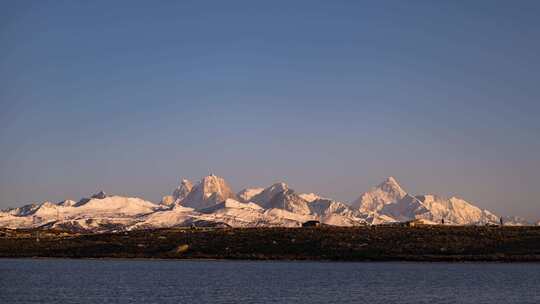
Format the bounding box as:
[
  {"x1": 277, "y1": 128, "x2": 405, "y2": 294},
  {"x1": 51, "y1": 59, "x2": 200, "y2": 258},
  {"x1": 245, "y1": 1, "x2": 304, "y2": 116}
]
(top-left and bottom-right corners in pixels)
[
  {"x1": 201, "y1": 199, "x2": 263, "y2": 214},
  {"x1": 0, "y1": 213, "x2": 35, "y2": 229},
  {"x1": 351, "y1": 177, "x2": 501, "y2": 225},
  {"x1": 237, "y1": 188, "x2": 264, "y2": 202},
  {"x1": 250, "y1": 183, "x2": 289, "y2": 206},
  {"x1": 379, "y1": 195, "x2": 430, "y2": 222},
  {"x1": 196, "y1": 199, "x2": 281, "y2": 227},
  {"x1": 309, "y1": 198, "x2": 355, "y2": 217},
  {"x1": 250, "y1": 183, "x2": 311, "y2": 215},
  {"x1": 414, "y1": 195, "x2": 499, "y2": 225},
  {"x1": 1, "y1": 174, "x2": 530, "y2": 232},
  {"x1": 308, "y1": 198, "x2": 368, "y2": 226},
  {"x1": 3, "y1": 203, "x2": 41, "y2": 216},
  {"x1": 365, "y1": 212, "x2": 398, "y2": 225},
  {"x1": 263, "y1": 208, "x2": 314, "y2": 226},
  {"x1": 0, "y1": 194, "x2": 160, "y2": 230},
  {"x1": 133, "y1": 198, "x2": 309, "y2": 229},
  {"x1": 298, "y1": 193, "x2": 322, "y2": 203},
  {"x1": 352, "y1": 177, "x2": 407, "y2": 212},
  {"x1": 322, "y1": 214, "x2": 363, "y2": 226},
  {"x1": 196, "y1": 199, "x2": 313, "y2": 228},
  {"x1": 70, "y1": 195, "x2": 159, "y2": 217},
  {"x1": 52, "y1": 217, "x2": 141, "y2": 233},
  {"x1": 58, "y1": 200, "x2": 77, "y2": 207},
  {"x1": 131, "y1": 205, "x2": 196, "y2": 230},
  {"x1": 136, "y1": 198, "x2": 309, "y2": 229},
  {"x1": 181, "y1": 175, "x2": 237, "y2": 209}
]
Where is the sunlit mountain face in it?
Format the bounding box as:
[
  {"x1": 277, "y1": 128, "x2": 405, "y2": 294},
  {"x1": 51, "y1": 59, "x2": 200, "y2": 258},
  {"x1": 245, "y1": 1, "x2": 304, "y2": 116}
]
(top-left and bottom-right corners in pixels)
[{"x1": 1, "y1": 174, "x2": 534, "y2": 233}]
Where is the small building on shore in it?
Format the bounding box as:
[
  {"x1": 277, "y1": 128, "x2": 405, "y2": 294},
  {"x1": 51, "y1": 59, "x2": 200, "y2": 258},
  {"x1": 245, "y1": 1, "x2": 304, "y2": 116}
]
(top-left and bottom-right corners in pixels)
[
  {"x1": 302, "y1": 220, "x2": 321, "y2": 227},
  {"x1": 398, "y1": 218, "x2": 438, "y2": 227}
]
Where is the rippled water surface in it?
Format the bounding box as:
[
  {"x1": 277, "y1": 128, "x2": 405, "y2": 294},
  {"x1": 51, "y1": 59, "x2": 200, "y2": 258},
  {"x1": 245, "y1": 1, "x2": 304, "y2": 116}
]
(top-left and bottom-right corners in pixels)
[{"x1": 1, "y1": 259, "x2": 539, "y2": 303}]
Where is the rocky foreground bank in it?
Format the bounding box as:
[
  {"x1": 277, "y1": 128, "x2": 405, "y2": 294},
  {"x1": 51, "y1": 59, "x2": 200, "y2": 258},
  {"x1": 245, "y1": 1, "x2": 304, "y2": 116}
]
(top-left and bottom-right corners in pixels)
[{"x1": 1, "y1": 226, "x2": 540, "y2": 262}]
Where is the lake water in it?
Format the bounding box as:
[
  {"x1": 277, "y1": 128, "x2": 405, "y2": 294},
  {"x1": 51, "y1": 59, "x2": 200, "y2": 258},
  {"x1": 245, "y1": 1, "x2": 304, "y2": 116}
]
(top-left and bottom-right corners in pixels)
[{"x1": 0, "y1": 259, "x2": 539, "y2": 304}]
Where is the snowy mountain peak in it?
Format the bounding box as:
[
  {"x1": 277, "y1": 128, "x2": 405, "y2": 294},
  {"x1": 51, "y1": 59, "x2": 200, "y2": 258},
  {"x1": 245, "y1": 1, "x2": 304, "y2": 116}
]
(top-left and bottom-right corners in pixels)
[
  {"x1": 200, "y1": 175, "x2": 232, "y2": 197},
  {"x1": 352, "y1": 177, "x2": 407, "y2": 212},
  {"x1": 172, "y1": 179, "x2": 193, "y2": 202},
  {"x1": 180, "y1": 174, "x2": 237, "y2": 210},
  {"x1": 378, "y1": 177, "x2": 406, "y2": 197},
  {"x1": 250, "y1": 182, "x2": 311, "y2": 215},
  {"x1": 250, "y1": 182, "x2": 291, "y2": 206},
  {"x1": 385, "y1": 176, "x2": 398, "y2": 183},
  {"x1": 0, "y1": 174, "x2": 530, "y2": 232}
]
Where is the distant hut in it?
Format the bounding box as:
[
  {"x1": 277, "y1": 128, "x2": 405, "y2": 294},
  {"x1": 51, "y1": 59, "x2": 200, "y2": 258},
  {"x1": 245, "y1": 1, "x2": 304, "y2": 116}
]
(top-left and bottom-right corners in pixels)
[
  {"x1": 403, "y1": 219, "x2": 432, "y2": 227},
  {"x1": 302, "y1": 220, "x2": 321, "y2": 227}
]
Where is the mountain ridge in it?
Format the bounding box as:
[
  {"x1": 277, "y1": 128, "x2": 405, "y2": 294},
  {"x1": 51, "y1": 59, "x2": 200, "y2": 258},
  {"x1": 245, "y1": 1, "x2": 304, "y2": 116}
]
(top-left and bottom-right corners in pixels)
[{"x1": 1, "y1": 174, "x2": 536, "y2": 232}]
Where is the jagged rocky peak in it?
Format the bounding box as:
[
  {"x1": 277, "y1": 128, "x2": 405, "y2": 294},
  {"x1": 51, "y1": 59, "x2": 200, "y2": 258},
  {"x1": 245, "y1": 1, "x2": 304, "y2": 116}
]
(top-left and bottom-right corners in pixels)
[
  {"x1": 91, "y1": 191, "x2": 107, "y2": 199},
  {"x1": 308, "y1": 198, "x2": 354, "y2": 216},
  {"x1": 260, "y1": 182, "x2": 289, "y2": 195},
  {"x1": 4, "y1": 203, "x2": 40, "y2": 216},
  {"x1": 75, "y1": 191, "x2": 108, "y2": 206},
  {"x1": 250, "y1": 182, "x2": 291, "y2": 206},
  {"x1": 172, "y1": 179, "x2": 193, "y2": 201},
  {"x1": 181, "y1": 174, "x2": 237, "y2": 210},
  {"x1": 378, "y1": 177, "x2": 407, "y2": 197},
  {"x1": 160, "y1": 179, "x2": 194, "y2": 206},
  {"x1": 352, "y1": 177, "x2": 407, "y2": 212}
]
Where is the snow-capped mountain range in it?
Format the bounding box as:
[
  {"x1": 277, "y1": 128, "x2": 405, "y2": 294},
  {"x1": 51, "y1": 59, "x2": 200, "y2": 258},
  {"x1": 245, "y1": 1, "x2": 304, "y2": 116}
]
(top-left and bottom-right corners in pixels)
[{"x1": 0, "y1": 174, "x2": 536, "y2": 232}]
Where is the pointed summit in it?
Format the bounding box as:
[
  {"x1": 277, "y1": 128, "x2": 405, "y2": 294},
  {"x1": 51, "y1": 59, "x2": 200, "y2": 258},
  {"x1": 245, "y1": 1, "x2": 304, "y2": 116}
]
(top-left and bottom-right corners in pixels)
[
  {"x1": 172, "y1": 179, "x2": 193, "y2": 202},
  {"x1": 250, "y1": 182, "x2": 290, "y2": 207},
  {"x1": 181, "y1": 174, "x2": 237, "y2": 210},
  {"x1": 351, "y1": 177, "x2": 407, "y2": 212},
  {"x1": 377, "y1": 177, "x2": 406, "y2": 198},
  {"x1": 161, "y1": 179, "x2": 194, "y2": 206}
]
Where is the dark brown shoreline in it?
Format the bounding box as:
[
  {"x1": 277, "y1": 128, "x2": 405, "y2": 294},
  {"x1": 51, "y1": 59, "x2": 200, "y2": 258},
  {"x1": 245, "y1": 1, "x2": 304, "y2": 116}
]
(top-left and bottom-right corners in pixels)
[{"x1": 1, "y1": 226, "x2": 539, "y2": 262}]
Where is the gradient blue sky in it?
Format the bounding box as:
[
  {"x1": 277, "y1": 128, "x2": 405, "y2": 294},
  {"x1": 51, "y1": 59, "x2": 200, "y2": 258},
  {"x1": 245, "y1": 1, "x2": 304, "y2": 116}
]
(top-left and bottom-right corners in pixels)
[{"x1": 1, "y1": 1, "x2": 539, "y2": 220}]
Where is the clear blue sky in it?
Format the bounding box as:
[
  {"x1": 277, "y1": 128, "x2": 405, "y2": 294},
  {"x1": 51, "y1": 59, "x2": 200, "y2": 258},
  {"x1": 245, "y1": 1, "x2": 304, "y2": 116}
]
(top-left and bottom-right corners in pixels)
[{"x1": 1, "y1": 1, "x2": 539, "y2": 220}]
